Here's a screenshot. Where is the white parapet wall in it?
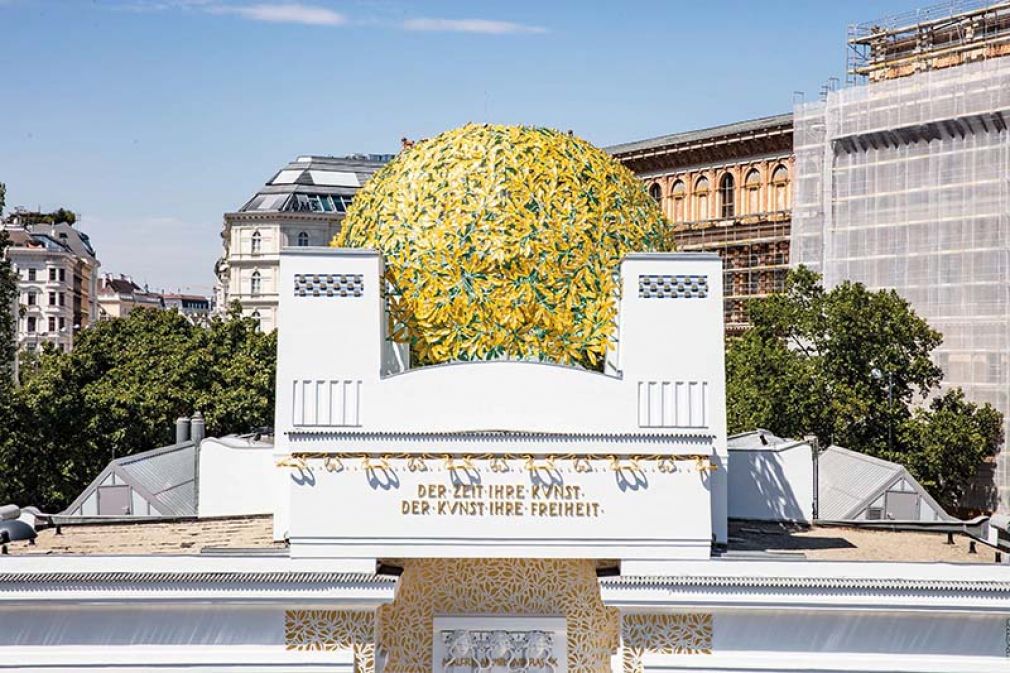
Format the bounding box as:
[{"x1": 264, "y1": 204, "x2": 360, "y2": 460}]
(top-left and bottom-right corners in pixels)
[
  {"x1": 271, "y1": 248, "x2": 727, "y2": 570},
  {"x1": 198, "y1": 436, "x2": 277, "y2": 517},
  {"x1": 728, "y1": 439, "x2": 814, "y2": 523}
]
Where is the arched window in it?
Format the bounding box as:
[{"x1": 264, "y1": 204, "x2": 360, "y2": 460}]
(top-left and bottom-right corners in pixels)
[
  {"x1": 251, "y1": 310, "x2": 261, "y2": 332},
  {"x1": 649, "y1": 183, "x2": 662, "y2": 204},
  {"x1": 744, "y1": 169, "x2": 761, "y2": 215},
  {"x1": 250, "y1": 270, "x2": 262, "y2": 296},
  {"x1": 250, "y1": 230, "x2": 262, "y2": 254},
  {"x1": 771, "y1": 165, "x2": 789, "y2": 211},
  {"x1": 671, "y1": 180, "x2": 686, "y2": 223},
  {"x1": 719, "y1": 173, "x2": 735, "y2": 219},
  {"x1": 694, "y1": 177, "x2": 710, "y2": 221},
  {"x1": 297, "y1": 231, "x2": 309, "y2": 247}
]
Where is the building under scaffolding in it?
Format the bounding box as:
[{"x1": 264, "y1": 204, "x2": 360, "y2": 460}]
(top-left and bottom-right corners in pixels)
[
  {"x1": 608, "y1": 115, "x2": 794, "y2": 334},
  {"x1": 847, "y1": 0, "x2": 1010, "y2": 83},
  {"x1": 794, "y1": 3, "x2": 1010, "y2": 511}
]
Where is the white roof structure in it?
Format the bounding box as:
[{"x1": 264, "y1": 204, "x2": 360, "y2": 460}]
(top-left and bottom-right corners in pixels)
[
  {"x1": 62, "y1": 441, "x2": 197, "y2": 518},
  {"x1": 727, "y1": 430, "x2": 814, "y2": 522},
  {"x1": 818, "y1": 445, "x2": 951, "y2": 522}
]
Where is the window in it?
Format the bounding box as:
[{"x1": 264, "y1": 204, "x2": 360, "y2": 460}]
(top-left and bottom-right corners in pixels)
[
  {"x1": 26, "y1": 291, "x2": 36, "y2": 306},
  {"x1": 297, "y1": 231, "x2": 309, "y2": 247},
  {"x1": 251, "y1": 270, "x2": 262, "y2": 296},
  {"x1": 649, "y1": 183, "x2": 662, "y2": 204},
  {"x1": 744, "y1": 169, "x2": 761, "y2": 214},
  {"x1": 58, "y1": 292, "x2": 65, "y2": 307},
  {"x1": 719, "y1": 173, "x2": 735, "y2": 219},
  {"x1": 49, "y1": 268, "x2": 56, "y2": 281},
  {"x1": 58, "y1": 317, "x2": 66, "y2": 331},
  {"x1": 48, "y1": 317, "x2": 56, "y2": 333},
  {"x1": 671, "y1": 180, "x2": 686, "y2": 222},
  {"x1": 27, "y1": 268, "x2": 36, "y2": 281},
  {"x1": 694, "y1": 177, "x2": 710, "y2": 220},
  {"x1": 772, "y1": 164, "x2": 789, "y2": 211},
  {"x1": 48, "y1": 292, "x2": 56, "y2": 306},
  {"x1": 251, "y1": 309, "x2": 261, "y2": 332},
  {"x1": 27, "y1": 317, "x2": 36, "y2": 333},
  {"x1": 58, "y1": 268, "x2": 65, "y2": 282},
  {"x1": 251, "y1": 230, "x2": 262, "y2": 254}
]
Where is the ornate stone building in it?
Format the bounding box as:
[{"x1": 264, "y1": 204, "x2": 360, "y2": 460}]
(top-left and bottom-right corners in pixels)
[
  {"x1": 608, "y1": 114, "x2": 793, "y2": 333},
  {"x1": 215, "y1": 154, "x2": 391, "y2": 331},
  {"x1": 2, "y1": 214, "x2": 100, "y2": 353}
]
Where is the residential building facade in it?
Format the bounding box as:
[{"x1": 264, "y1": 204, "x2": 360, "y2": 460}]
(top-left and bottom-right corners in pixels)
[
  {"x1": 97, "y1": 274, "x2": 164, "y2": 319},
  {"x1": 608, "y1": 115, "x2": 793, "y2": 333},
  {"x1": 161, "y1": 293, "x2": 211, "y2": 324},
  {"x1": 793, "y1": 3, "x2": 1010, "y2": 511},
  {"x1": 215, "y1": 154, "x2": 391, "y2": 331},
  {"x1": 3, "y1": 214, "x2": 99, "y2": 352}
]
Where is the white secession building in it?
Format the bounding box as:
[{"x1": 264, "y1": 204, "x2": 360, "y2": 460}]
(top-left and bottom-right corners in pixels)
[
  {"x1": 3, "y1": 246, "x2": 1010, "y2": 673},
  {"x1": 215, "y1": 154, "x2": 390, "y2": 332}
]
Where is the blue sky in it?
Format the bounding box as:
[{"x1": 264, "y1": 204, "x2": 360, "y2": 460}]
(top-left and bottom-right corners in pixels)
[{"x1": 0, "y1": 0, "x2": 928, "y2": 294}]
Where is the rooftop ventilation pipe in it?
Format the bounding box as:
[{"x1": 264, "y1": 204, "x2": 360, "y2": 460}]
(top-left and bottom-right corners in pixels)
[
  {"x1": 175, "y1": 416, "x2": 191, "y2": 444},
  {"x1": 191, "y1": 411, "x2": 205, "y2": 445}
]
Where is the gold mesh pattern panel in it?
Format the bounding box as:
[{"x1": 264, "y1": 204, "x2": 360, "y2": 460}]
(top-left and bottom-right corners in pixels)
[
  {"x1": 376, "y1": 558, "x2": 620, "y2": 673},
  {"x1": 622, "y1": 613, "x2": 713, "y2": 672},
  {"x1": 285, "y1": 609, "x2": 376, "y2": 672}
]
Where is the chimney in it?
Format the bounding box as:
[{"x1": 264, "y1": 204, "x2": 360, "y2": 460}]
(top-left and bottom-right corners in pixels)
[
  {"x1": 175, "y1": 416, "x2": 191, "y2": 444},
  {"x1": 191, "y1": 411, "x2": 206, "y2": 445}
]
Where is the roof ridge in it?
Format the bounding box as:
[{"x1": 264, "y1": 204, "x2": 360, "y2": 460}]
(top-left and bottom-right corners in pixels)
[{"x1": 606, "y1": 112, "x2": 793, "y2": 155}]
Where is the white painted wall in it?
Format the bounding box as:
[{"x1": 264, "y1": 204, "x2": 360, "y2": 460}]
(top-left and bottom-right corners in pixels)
[
  {"x1": 728, "y1": 443, "x2": 813, "y2": 522},
  {"x1": 198, "y1": 437, "x2": 277, "y2": 517}
]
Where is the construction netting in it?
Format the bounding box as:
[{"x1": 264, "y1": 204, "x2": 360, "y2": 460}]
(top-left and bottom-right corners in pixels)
[{"x1": 792, "y1": 56, "x2": 1010, "y2": 510}]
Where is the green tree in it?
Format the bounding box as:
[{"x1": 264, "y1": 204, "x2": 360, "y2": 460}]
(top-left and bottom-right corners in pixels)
[
  {"x1": 0, "y1": 182, "x2": 16, "y2": 383},
  {"x1": 896, "y1": 389, "x2": 1003, "y2": 507},
  {"x1": 727, "y1": 267, "x2": 1001, "y2": 509},
  {"x1": 3, "y1": 307, "x2": 276, "y2": 510},
  {"x1": 18, "y1": 208, "x2": 76, "y2": 225}
]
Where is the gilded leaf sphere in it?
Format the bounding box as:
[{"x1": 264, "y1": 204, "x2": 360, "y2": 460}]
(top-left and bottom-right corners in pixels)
[{"x1": 333, "y1": 123, "x2": 670, "y2": 369}]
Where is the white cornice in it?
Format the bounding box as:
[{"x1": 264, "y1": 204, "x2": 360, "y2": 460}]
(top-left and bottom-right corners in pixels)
[
  {"x1": 601, "y1": 560, "x2": 1010, "y2": 613},
  {"x1": 0, "y1": 556, "x2": 397, "y2": 606}
]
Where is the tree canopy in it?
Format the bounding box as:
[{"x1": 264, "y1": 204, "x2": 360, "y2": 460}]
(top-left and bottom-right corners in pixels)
[
  {"x1": 0, "y1": 306, "x2": 275, "y2": 511},
  {"x1": 728, "y1": 267, "x2": 1002, "y2": 508}
]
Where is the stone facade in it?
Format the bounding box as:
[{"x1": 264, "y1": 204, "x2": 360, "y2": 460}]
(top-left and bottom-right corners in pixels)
[
  {"x1": 215, "y1": 155, "x2": 390, "y2": 332},
  {"x1": 608, "y1": 115, "x2": 793, "y2": 333},
  {"x1": 3, "y1": 216, "x2": 99, "y2": 352}
]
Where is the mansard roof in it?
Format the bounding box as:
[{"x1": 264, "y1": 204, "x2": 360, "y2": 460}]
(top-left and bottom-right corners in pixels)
[{"x1": 235, "y1": 154, "x2": 391, "y2": 214}]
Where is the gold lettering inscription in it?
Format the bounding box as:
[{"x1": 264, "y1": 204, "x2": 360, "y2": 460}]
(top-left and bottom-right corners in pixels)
[{"x1": 401, "y1": 478, "x2": 602, "y2": 519}]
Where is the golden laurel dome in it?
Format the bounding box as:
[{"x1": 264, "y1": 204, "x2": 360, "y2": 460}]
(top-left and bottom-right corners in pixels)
[{"x1": 333, "y1": 123, "x2": 670, "y2": 369}]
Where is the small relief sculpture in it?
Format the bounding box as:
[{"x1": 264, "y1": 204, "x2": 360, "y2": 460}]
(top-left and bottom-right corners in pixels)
[
  {"x1": 440, "y1": 629, "x2": 557, "y2": 673},
  {"x1": 442, "y1": 630, "x2": 476, "y2": 672}
]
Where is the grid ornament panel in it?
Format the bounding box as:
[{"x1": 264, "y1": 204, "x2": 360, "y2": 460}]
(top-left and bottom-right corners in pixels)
[
  {"x1": 294, "y1": 273, "x2": 364, "y2": 298},
  {"x1": 638, "y1": 274, "x2": 708, "y2": 299}
]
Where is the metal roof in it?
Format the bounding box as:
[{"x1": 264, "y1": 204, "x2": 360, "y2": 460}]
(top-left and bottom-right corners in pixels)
[
  {"x1": 62, "y1": 441, "x2": 197, "y2": 518},
  {"x1": 818, "y1": 445, "x2": 950, "y2": 521},
  {"x1": 115, "y1": 442, "x2": 197, "y2": 516},
  {"x1": 237, "y1": 155, "x2": 390, "y2": 213},
  {"x1": 727, "y1": 429, "x2": 810, "y2": 452},
  {"x1": 605, "y1": 113, "x2": 793, "y2": 156}
]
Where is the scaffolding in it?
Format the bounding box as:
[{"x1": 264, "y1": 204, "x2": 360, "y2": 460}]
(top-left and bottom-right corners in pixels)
[
  {"x1": 793, "y1": 55, "x2": 1010, "y2": 510},
  {"x1": 847, "y1": 0, "x2": 1010, "y2": 84},
  {"x1": 672, "y1": 215, "x2": 791, "y2": 332}
]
